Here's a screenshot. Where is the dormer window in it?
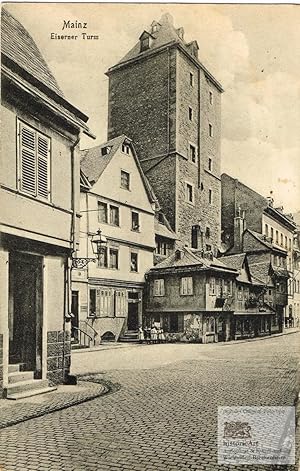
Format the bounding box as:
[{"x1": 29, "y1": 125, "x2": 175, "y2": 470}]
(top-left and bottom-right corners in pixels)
[
  {"x1": 101, "y1": 146, "x2": 111, "y2": 156},
  {"x1": 139, "y1": 31, "x2": 153, "y2": 52},
  {"x1": 151, "y1": 21, "x2": 160, "y2": 34},
  {"x1": 121, "y1": 143, "x2": 130, "y2": 154}
]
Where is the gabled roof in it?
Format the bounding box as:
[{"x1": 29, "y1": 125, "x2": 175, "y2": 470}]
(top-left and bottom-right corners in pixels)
[
  {"x1": 154, "y1": 219, "x2": 177, "y2": 241},
  {"x1": 2, "y1": 8, "x2": 64, "y2": 98},
  {"x1": 246, "y1": 256, "x2": 272, "y2": 286},
  {"x1": 2, "y1": 8, "x2": 93, "y2": 138},
  {"x1": 149, "y1": 246, "x2": 238, "y2": 275},
  {"x1": 220, "y1": 253, "x2": 246, "y2": 271},
  {"x1": 245, "y1": 229, "x2": 287, "y2": 254},
  {"x1": 107, "y1": 13, "x2": 223, "y2": 92},
  {"x1": 80, "y1": 135, "x2": 157, "y2": 205},
  {"x1": 220, "y1": 253, "x2": 252, "y2": 284}
]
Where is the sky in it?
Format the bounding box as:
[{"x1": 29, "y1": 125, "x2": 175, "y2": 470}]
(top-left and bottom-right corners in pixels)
[{"x1": 4, "y1": 3, "x2": 300, "y2": 213}]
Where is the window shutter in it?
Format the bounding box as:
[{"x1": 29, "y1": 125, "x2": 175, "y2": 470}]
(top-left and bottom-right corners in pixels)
[
  {"x1": 37, "y1": 134, "x2": 50, "y2": 199},
  {"x1": 20, "y1": 124, "x2": 36, "y2": 195}
]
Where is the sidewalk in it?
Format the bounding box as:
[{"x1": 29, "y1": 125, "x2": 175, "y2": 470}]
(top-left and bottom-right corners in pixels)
[{"x1": 0, "y1": 378, "x2": 109, "y2": 430}]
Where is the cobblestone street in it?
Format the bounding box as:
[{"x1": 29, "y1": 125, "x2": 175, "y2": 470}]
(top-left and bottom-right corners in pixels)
[{"x1": 0, "y1": 333, "x2": 299, "y2": 471}]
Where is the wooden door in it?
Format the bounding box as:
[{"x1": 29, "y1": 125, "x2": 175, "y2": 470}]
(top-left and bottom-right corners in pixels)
[{"x1": 9, "y1": 253, "x2": 43, "y2": 375}]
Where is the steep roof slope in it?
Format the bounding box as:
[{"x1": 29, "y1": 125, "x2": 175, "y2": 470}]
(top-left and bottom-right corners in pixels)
[{"x1": 2, "y1": 8, "x2": 64, "y2": 98}]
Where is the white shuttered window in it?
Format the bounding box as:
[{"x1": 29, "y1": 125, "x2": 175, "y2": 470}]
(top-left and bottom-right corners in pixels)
[
  {"x1": 181, "y1": 277, "x2": 193, "y2": 295},
  {"x1": 18, "y1": 120, "x2": 50, "y2": 200}
]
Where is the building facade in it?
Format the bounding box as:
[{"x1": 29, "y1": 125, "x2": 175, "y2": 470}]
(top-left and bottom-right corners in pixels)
[
  {"x1": 106, "y1": 13, "x2": 223, "y2": 252},
  {"x1": 145, "y1": 247, "x2": 238, "y2": 343},
  {"x1": 221, "y1": 253, "x2": 280, "y2": 339},
  {"x1": 221, "y1": 173, "x2": 296, "y2": 329},
  {"x1": 71, "y1": 136, "x2": 156, "y2": 343},
  {"x1": 0, "y1": 9, "x2": 91, "y2": 398}
]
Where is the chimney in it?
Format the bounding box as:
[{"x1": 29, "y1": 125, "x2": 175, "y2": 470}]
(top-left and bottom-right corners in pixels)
[
  {"x1": 160, "y1": 13, "x2": 174, "y2": 25},
  {"x1": 233, "y1": 207, "x2": 245, "y2": 253},
  {"x1": 175, "y1": 249, "x2": 184, "y2": 261}
]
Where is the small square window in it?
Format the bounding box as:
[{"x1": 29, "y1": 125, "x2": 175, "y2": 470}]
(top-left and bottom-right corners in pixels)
[
  {"x1": 130, "y1": 252, "x2": 138, "y2": 272},
  {"x1": 189, "y1": 72, "x2": 194, "y2": 87},
  {"x1": 209, "y1": 91, "x2": 213, "y2": 105},
  {"x1": 208, "y1": 189, "x2": 213, "y2": 204},
  {"x1": 189, "y1": 144, "x2": 197, "y2": 163},
  {"x1": 185, "y1": 183, "x2": 194, "y2": 204},
  {"x1": 109, "y1": 248, "x2": 119, "y2": 269},
  {"x1": 209, "y1": 123, "x2": 213, "y2": 137},
  {"x1": 121, "y1": 170, "x2": 130, "y2": 190},
  {"x1": 188, "y1": 107, "x2": 193, "y2": 121},
  {"x1": 208, "y1": 158, "x2": 212, "y2": 171},
  {"x1": 131, "y1": 212, "x2": 140, "y2": 231},
  {"x1": 206, "y1": 244, "x2": 212, "y2": 251}
]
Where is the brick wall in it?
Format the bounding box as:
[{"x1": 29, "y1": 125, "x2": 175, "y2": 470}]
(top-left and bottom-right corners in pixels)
[
  {"x1": 221, "y1": 174, "x2": 268, "y2": 247},
  {"x1": 107, "y1": 45, "x2": 222, "y2": 250},
  {"x1": 146, "y1": 154, "x2": 177, "y2": 230},
  {"x1": 107, "y1": 49, "x2": 171, "y2": 160},
  {"x1": 0, "y1": 334, "x2": 3, "y2": 396},
  {"x1": 47, "y1": 330, "x2": 71, "y2": 385}
]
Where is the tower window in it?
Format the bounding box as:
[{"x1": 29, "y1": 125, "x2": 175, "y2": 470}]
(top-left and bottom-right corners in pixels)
[
  {"x1": 189, "y1": 144, "x2": 197, "y2": 163},
  {"x1": 189, "y1": 72, "x2": 194, "y2": 87},
  {"x1": 209, "y1": 123, "x2": 213, "y2": 137},
  {"x1": 188, "y1": 107, "x2": 193, "y2": 121},
  {"x1": 209, "y1": 91, "x2": 213, "y2": 105},
  {"x1": 185, "y1": 182, "x2": 194, "y2": 204},
  {"x1": 208, "y1": 158, "x2": 212, "y2": 171},
  {"x1": 208, "y1": 189, "x2": 213, "y2": 204}
]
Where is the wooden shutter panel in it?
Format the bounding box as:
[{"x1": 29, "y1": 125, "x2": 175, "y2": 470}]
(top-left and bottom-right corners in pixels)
[
  {"x1": 37, "y1": 134, "x2": 49, "y2": 199},
  {"x1": 20, "y1": 124, "x2": 36, "y2": 195}
]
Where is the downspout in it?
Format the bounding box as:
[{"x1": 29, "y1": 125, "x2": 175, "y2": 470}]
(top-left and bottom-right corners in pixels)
[{"x1": 63, "y1": 133, "x2": 80, "y2": 383}]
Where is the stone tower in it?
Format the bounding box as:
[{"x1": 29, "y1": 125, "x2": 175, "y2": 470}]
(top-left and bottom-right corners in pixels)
[{"x1": 106, "y1": 13, "x2": 223, "y2": 252}]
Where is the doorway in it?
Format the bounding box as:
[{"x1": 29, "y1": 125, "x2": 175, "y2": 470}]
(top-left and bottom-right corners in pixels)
[
  {"x1": 8, "y1": 252, "x2": 43, "y2": 377},
  {"x1": 127, "y1": 303, "x2": 139, "y2": 331},
  {"x1": 71, "y1": 291, "x2": 79, "y2": 342}
]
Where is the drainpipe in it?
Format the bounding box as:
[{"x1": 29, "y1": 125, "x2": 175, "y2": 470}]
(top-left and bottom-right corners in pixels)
[{"x1": 63, "y1": 134, "x2": 80, "y2": 383}]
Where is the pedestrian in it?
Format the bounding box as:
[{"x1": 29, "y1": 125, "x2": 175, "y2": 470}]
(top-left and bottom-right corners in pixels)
[
  {"x1": 158, "y1": 328, "x2": 165, "y2": 343},
  {"x1": 151, "y1": 325, "x2": 158, "y2": 344},
  {"x1": 144, "y1": 326, "x2": 151, "y2": 344},
  {"x1": 138, "y1": 325, "x2": 144, "y2": 344}
]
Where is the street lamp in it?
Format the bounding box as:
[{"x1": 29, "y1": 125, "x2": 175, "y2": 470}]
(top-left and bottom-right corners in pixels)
[{"x1": 72, "y1": 229, "x2": 107, "y2": 269}]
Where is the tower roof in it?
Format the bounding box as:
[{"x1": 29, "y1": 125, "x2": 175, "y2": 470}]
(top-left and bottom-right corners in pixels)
[{"x1": 107, "y1": 12, "x2": 223, "y2": 92}]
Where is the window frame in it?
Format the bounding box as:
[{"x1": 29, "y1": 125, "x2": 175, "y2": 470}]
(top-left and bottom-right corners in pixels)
[
  {"x1": 153, "y1": 279, "x2": 165, "y2": 297},
  {"x1": 109, "y1": 247, "x2": 119, "y2": 270},
  {"x1": 109, "y1": 204, "x2": 120, "y2": 226},
  {"x1": 131, "y1": 211, "x2": 140, "y2": 232},
  {"x1": 98, "y1": 200, "x2": 108, "y2": 224},
  {"x1": 180, "y1": 276, "x2": 193, "y2": 296},
  {"x1": 120, "y1": 169, "x2": 130, "y2": 190},
  {"x1": 189, "y1": 72, "x2": 194, "y2": 87},
  {"x1": 17, "y1": 118, "x2": 51, "y2": 202},
  {"x1": 188, "y1": 142, "x2": 197, "y2": 164},
  {"x1": 130, "y1": 251, "x2": 138, "y2": 273},
  {"x1": 185, "y1": 181, "x2": 195, "y2": 205}
]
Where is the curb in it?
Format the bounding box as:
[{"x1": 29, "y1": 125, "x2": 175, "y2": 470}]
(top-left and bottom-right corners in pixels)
[{"x1": 0, "y1": 379, "x2": 112, "y2": 430}]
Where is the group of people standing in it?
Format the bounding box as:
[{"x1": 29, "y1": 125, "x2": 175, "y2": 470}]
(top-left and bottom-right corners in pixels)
[{"x1": 138, "y1": 325, "x2": 165, "y2": 344}]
